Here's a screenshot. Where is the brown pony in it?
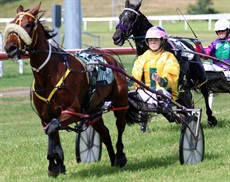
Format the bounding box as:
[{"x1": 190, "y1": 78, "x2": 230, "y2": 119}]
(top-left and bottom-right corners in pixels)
[{"x1": 4, "y1": 3, "x2": 128, "y2": 177}]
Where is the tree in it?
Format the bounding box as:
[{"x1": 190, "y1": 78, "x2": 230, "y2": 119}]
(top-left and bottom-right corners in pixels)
[
  {"x1": 187, "y1": 0, "x2": 219, "y2": 14},
  {"x1": 0, "y1": 0, "x2": 19, "y2": 4}
]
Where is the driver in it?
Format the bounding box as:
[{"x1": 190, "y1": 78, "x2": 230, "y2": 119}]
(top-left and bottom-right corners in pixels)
[
  {"x1": 130, "y1": 26, "x2": 180, "y2": 124},
  {"x1": 195, "y1": 19, "x2": 230, "y2": 72}
]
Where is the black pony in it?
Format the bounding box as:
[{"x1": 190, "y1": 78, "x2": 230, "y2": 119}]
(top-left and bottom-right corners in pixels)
[{"x1": 112, "y1": 0, "x2": 217, "y2": 126}]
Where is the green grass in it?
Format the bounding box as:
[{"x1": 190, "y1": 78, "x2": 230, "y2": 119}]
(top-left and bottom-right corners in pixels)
[
  {"x1": 0, "y1": 1, "x2": 230, "y2": 181},
  {"x1": 0, "y1": 0, "x2": 229, "y2": 18},
  {"x1": 0, "y1": 92, "x2": 230, "y2": 181},
  {"x1": 0, "y1": 49, "x2": 230, "y2": 182}
]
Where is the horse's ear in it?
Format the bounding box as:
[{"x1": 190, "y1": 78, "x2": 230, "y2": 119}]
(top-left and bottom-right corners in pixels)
[
  {"x1": 134, "y1": 0, "x2": 142, "y2": 11},
  {"x1": 125, "y1": 0, "x2": 130, "y2": 8},
  {"x1": 29, "y1": 2, "x2": 42, "y2": 16},
  {"x1": 17, "y1": 5, "x2": 24, "y2": 13}
]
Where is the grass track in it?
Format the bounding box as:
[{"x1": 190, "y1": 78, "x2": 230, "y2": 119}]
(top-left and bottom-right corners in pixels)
[{"x1": 0, "y1": 1, "x2": 230, "y2": 181}]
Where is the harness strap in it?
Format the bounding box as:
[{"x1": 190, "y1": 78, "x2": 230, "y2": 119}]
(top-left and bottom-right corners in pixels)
[
  {"x1": 61, "y1": 105, "x2": 129, "y2": 119},
  {"x1": 33, "y1": 68, "x2": 71, "y2": 103},
  {"x1": 109, "y1": 105, "x2": 129, "y2": 111},
  {"x1": 31, "y1": 42, "x2": 52, "y2": 72},
  {"x1": 124, "y1": 8, "x2": 140, "y2": 16},
  {"x1": 61, "y1": 110, "x2": 102, "y2": 127},
  {"x1": 61, "y1": 110, "x2": 89, "y2": 118},
  {"x1": 196, "y1": 79, "x2": 208, "y2": 89}
]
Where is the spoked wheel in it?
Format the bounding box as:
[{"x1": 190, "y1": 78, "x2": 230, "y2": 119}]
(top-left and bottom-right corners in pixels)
[
  {"x1": 76, "y1": 122, "x2": 102, "y2": 163},
  {"x1": 179, "y1": 115, "x2": 205, "y2": 164}
]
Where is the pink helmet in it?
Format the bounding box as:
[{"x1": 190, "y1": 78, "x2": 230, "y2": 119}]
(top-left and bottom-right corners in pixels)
[{"x1": 145, "y1": 26, "x2": 167, "y2": 39}]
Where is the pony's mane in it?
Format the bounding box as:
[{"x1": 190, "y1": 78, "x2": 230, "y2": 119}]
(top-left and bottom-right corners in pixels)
[
  {"x1": 39, "y1": 22, "x2": 57, "y2": 40},
  {"x1": 37, "y1": 11, "x2": 57, "y2": 40}
]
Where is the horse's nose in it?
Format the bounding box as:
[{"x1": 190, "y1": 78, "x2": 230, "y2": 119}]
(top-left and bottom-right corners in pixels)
[
  {"x1": 112, "y1": 33, "x2": 124, "y2": 46},
  {"x1": 4, "y1": 45, "x2": 18, "y2": 58}
]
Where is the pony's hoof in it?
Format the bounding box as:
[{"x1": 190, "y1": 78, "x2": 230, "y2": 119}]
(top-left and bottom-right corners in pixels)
[
  {"x1": 48, "y1": 165, "x2": 59, "y2": 177},
  {"x1": 208, "y1": 116, "x2": 218, "y2": 127},
  {"x1": 141, "y1": 122, "x2": 147, "y2": 133},
  {"x1": 115, "y1": 153, "x2": 127, "y2": 168},
  {"x1": 59, "y1": 164, "x2": 66, "y2": 174}
]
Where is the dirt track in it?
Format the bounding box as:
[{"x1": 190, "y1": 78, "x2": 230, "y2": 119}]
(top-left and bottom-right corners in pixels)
[{"x1": 0, "y1": 90, "x2": 30, "y2": 97}]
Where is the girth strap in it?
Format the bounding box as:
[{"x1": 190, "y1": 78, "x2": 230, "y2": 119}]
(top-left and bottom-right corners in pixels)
[{"x1": 32, "y1": 68, "x2": 71, "y2": 103}]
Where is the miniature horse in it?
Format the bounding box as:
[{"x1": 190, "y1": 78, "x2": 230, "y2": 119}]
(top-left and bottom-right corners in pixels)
[
  {"x1": 4, "y1": 3, "x2": 128, "y2": 177},
  {"x1": 112, "y1": 0, "x2": 217, "y2": 127}
]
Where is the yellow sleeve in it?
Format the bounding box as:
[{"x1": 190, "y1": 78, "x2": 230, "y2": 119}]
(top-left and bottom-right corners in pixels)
[
  {"x1": 131, "y1": 55, "x2": 145, "y2": 87},
  {"x1": 161, "y1": 53, "x2": 180, "y2": 88}
]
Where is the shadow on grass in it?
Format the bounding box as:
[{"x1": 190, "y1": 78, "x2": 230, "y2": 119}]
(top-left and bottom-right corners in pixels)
[
  {"x1": 69, "y1": 154, "x2": 178, "y2": 179},
  {"x1": 202, "y1": 117, "x2": 229, "y2": 129}
]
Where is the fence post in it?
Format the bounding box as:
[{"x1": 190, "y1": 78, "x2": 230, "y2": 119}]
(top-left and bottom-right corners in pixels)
[
  {"x1": 64, "y1": 0, "x2": 82, "y2": 49},
  {"x1": 18, "y1": 59, "x2": 23, "y2": 74},
  {"x1": 208, "y1": 19, "x2": 212, "y2": 31},
  {"x1": 52, "y1": 4, "x2": 62, "y2": 45},
  {"x1": 0, "y1": 32, "x2": 3, "y2": 77},
  {"x1": 0, "y1": 61, "x2": 3, "y2": 77},
  {"x1": 84, "y1": 20, "x2": 87, "y2": 31}
]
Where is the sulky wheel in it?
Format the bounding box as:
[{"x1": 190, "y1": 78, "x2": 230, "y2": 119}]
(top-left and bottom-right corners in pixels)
[
  {"x1": 179, "y1": 115, "x2": 205, "y2": 164},
  {"x1": 76, "y1": 124, "x2": 102, "y2": 163}
]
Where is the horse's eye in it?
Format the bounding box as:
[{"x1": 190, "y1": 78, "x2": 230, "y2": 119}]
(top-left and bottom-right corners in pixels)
[
  {"x1": 127, "y1": 14, "x2": 131, "y2": 19},
  {"x1": 25, "y1": 23, "x2": 32, "y2": 29},
  {"x1": 127, "y1": 13, "x2": 134, "y2": 20},
  {"x1": 23, "y1": 22, "x2": 34, "y2": 33}
]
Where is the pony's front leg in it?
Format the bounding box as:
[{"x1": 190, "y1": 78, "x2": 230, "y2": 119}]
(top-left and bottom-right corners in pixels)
[
  {"x1": 114, "y1": 110, "x2": 127, "y2": 168},
  {"x1": 45, "y1": 119, "x2": 66, "y2": 177}
]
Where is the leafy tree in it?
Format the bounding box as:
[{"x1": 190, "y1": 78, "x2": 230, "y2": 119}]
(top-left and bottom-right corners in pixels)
[
  {"x1": 0, "y1": 0, "x2": 19, "y2": 4},
  {"x1": 187, "y1": 0, "x2": 219, "y2": 14}
]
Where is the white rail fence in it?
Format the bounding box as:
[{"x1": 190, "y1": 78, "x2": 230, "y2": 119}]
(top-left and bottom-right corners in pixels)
[
  {"x1": 0, "y1": 14, "x2": 229, "y2": 32},
  {"x1": 83, "y1": 14, "x2": 230, "y2": 31},
  {"x1": 0, "y1": 14, "x2": 229, "y2": 76}
]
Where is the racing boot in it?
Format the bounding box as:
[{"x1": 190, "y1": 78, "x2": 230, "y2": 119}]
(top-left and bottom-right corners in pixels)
[
  {"x1": 162, "y1": 112, "x2": 175, "y2": 123},
  {"x1": 140, "y1": 111, "x2": 149, "y2": 133}
]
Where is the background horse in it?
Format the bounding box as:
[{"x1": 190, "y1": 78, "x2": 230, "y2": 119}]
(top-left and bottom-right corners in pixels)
[
  {"x1": 112, "y1": 0, "x2": 217, "y2": 127},
  {"x1": 4, "y1": 3, "x2": 128, "y2": 177}
]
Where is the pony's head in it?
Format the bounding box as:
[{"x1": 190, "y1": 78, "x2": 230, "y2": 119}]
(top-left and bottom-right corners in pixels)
[
  {"x1": 3, "y1": 2, "x2": 55, "y2": 58},
  {"x1": 112, "y1": 0, "x2": 142, "y2": 46}
]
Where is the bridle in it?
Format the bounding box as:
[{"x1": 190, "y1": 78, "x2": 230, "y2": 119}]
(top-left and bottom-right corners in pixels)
[
  {"x1": 4, "y1": 12, "x2": 39, "y2": 50},
  {"x1": 17, "y1": 12, "x2": 39, "y2": 49},
  {"x1": 116, "y1": 8, "x2": 140, "y2": 39},
  {"x1": 4, "y1": 11, "x2": 52, "y2": 73}
]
